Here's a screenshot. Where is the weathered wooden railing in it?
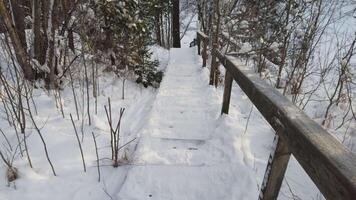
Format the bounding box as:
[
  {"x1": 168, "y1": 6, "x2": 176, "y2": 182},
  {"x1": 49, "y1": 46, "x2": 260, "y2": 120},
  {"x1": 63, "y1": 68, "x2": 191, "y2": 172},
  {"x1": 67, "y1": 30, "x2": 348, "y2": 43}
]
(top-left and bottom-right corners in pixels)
[{"x1": 196, "y1": 32, "x2": 356, "y2": 200}]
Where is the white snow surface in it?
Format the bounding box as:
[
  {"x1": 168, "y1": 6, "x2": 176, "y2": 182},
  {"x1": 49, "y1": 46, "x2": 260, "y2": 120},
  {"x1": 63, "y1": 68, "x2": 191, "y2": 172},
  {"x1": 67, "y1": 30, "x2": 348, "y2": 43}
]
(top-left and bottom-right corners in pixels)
[
  {"x1": 115, "y1": 47, "x2": 320, "y2": 199},
  {"x1": 0, "y1": 13, "x2": 325, "y2": 200},
  {"x1": 0, "y1": 48, "x2": 322, "y2": 200},
  {"x1": 118, "y1": 47, "x2": 260, "y2": 200}
]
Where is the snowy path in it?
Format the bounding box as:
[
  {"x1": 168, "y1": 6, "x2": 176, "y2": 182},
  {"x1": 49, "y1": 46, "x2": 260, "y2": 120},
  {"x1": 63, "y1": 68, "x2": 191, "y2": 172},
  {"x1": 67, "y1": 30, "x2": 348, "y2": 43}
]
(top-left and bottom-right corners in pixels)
[{"x1": 117, "y1": 48, "x2": 257, "y2": 200}]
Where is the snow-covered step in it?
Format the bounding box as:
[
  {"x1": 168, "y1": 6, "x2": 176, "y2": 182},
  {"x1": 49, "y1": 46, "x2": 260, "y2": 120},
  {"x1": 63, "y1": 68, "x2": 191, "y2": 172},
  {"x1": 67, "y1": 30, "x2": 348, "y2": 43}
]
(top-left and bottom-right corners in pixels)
[
  {"x1": 149, "y1": 120, "x2": 213, "y2": 129},
  {"x1": 164, "y1": 72, "x2": 202, "y2": 78},
  {"x1": 162, "y1": 73, "x2": 205, "y2": 80},
  {"x1": 159, "y1": 84, "x2": 207, "y2": 90},
  {"x1": 117, "y1": 164, "x2": 256, "y2": 200},
  {"x1": 151, "y1": 105, "x2": 215, "y2": 113},
  {"x1": 149, "y1": 112, "x2": 210, "y2": 121},
  {"x1": 118, "y1": 47, "x2": 242, "y2": 199},
  {"x1": 133, "y1": 137, "x2": 229, "y2": 166},
  {"x1": 147, "y1": 127, "x2": 211, "y2": 140},
  {"x1": 148, "y1": 111, "x2": 214, "y2": 123},
  {"x1": 155, "y1": 99, "x2": 211, "y2": 108},
  {"x1": 157, "y1": 89, "x2": 208, "y2": 96},
  {"x1": 149, "y1": 113, "x2": 211, "y2": 122}
]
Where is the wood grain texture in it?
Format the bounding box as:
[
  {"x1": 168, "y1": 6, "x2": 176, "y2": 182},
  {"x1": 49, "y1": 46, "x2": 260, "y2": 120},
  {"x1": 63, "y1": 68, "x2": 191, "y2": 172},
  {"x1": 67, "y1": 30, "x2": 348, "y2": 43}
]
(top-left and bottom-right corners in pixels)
[
  {"x1": 202, "y1": 42, "x2": 208, "y2": 68},
  {"x1": 214, "y1": 50, "x2": 356, "y2": 200},
  {"x1": 221, "y1": 70, "x2": 233, "y2": 114},
  {"x1": 197, "y1": 33, "x2": 201, "y2": 55},
  {"x1": 259, "y1": 135, "x2": 291, "y2": 200}
]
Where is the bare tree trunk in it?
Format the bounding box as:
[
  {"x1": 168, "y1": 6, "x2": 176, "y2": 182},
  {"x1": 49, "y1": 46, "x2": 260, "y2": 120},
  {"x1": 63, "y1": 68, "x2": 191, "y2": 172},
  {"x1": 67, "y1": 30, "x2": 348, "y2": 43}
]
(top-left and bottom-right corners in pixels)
[
  {"x1": 33, "y1": 0, "x2": 47, "y2": 65},
  {"x1": 210, "y1": 0, "x2": 221, "y2": 86},
  {"x1": 172, "y1": 0, "x2": 181, "y2": 48},
  {"x1": 276, "y1": 0, "x2": 292, "y2": 89},
  {"x1": 68, "y1": 30, "x2": 75, "y2": 52},
  {"x1": 197, "y1": 0, "x2": 206, "y2": 32},
  {"x1": 10, "y1": 0, "x2": 27, "y2": 50},
  {"x1": 167, "y1": 12, "x2": 171, "y2": 48},
  {"x1": 0, "y1": 0, "x2": 34, "y2": 80},
  {"x1": 61, "y1": 0, "x2": 75, "y2": 52},
  {"x1": 155, "y1": 11, "x2": 162, "y2": 46},
  {"x1": 160, "y1": 11, "x2": 166, "y2": 48},
  {"x1": 46, "y1": 0, "x2": 57, "y2": 88}
]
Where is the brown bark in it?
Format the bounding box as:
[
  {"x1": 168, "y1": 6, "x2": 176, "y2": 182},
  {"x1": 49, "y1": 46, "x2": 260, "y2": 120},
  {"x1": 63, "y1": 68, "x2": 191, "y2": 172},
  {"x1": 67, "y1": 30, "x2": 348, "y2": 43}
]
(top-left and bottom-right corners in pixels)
[
  {"x1": 0, "y1": 20, "x2": 5, "y2": 33},
  {"x1": 61, "y1": 0, "x2": 75, "y2": 52},
  {"x1": 0, "y1": 0, "x2": 34, "y2": 79},
  {"x1": 33, "y1": 0, "x2": 47, "y2": 65},
  {"x1": 160, "y1": 11, "x2": 166, "y2": 48},
  {"x1": 172, "y1": 0, "x2": 180, "y2": 48},
  {"x1": 209, "y1": 0, "x2": 221, "y2": 86},
  {"x1": 68, "y1": 30, "x2": 75, "y2": 52},
  {"x1": 155, "y1": 11, "x2": 162, "y2": 46},
  {"x1": 10, "y1": 0, "x2": 27, "y2": 49},
  {"x1": 46, "y1": 0, "x2": 58, "y2": 88}
]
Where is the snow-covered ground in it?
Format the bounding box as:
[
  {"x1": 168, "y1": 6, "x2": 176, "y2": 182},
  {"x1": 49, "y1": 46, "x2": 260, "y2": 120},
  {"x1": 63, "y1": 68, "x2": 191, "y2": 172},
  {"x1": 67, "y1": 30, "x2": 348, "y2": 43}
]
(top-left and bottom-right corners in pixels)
[
  {"x1": 0, "y1": 43, "x2": 170, "y2": 199},
  {"x1": 114, "y1": 48, "x2": 319, "y2": 199},
  {"x1": 118, "y1": 47, "x2": 261, "y2": 199},
  {"x1": 0, "y1": 6, "x2": 342, "y2": 200},
  {"x1": 0, "y1": 75, "x2": 154, "y2": 199}
]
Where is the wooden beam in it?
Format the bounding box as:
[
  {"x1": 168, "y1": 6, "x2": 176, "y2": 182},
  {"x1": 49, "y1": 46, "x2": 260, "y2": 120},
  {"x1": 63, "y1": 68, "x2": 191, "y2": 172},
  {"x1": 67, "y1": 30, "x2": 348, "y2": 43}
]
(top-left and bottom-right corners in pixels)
[
  {"x1": 259, "y1": 133, "x2": 291, "y2": 200},
  {"x1": 221, "y1": 70, "x2": 233, "y2": 114},
  {"x1": 172, "y1": 0, "x2": 180, "y2": 48},
  {"x1": 197, "y1": 32, "x2": 201, "y2": 55},
  {"x1": 202, "y1": 41, "x2": 207, "y2": 67},
  {"x1": 210, "y1": 43, "x2": 218, "y2": 86},
  {"x1": 214, "y1": 50, "x2": 356, "y2": 200}
]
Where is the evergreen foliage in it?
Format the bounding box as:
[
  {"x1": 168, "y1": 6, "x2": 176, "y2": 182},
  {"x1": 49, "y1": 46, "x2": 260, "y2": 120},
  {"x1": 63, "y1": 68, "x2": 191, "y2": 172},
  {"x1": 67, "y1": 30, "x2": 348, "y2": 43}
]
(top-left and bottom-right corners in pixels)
[{"x1": 80, "y1": 0, "x2": 165, "y2": 87}]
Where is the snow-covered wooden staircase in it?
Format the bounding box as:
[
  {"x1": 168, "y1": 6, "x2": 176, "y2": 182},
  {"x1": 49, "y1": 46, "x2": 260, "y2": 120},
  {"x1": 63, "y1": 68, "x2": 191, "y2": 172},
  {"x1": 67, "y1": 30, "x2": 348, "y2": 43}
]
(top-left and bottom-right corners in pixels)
[{"x1": 117, "y1": 47, "x2": 255, "y2": 200}]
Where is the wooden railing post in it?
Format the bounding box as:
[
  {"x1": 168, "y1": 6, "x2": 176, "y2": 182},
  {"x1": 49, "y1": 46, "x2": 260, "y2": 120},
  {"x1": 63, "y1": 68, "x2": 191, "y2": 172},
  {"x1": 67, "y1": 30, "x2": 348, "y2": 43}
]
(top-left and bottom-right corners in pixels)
[
  {"x1": 206, "y1": 37, "x2": 356, "y2": 200},
  {"x1": 221, "y1": 70, "x2": 233, "y2": 114},
  {"x1": 197, "y1": 33, "x2": 201, "y2": 55},
  {"x1": 259, "y1": 134, "x2": 291, "y2": 200},
  {"x1": 210, "y1": 44, "x2": 218, "y2": 86},
  {"x1": 202, "y1": 40, "x2": 207, "y2": 67}
]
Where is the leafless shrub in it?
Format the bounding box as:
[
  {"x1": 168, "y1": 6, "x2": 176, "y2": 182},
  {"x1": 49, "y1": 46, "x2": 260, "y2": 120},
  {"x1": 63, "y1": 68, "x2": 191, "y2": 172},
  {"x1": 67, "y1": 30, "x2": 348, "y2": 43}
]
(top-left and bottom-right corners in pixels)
[
  {"x1": 104, "y1": 98, "x2": 136, "y2": 167},
  {"x1": 70, "y1": 113, "x2": 86, "y2": 172},
  {"x1": 0, "y1": 50, "x2": 34, "y2": 167},
  {"x1": 91, "y1": 132, "x2": 100, "y2": 182},
  {"x1": 24, "y1": 84, "x2": 56, "y2": 176},
  {"x1": 0, "y1": 145, "x2": 19, "y2": 184}
]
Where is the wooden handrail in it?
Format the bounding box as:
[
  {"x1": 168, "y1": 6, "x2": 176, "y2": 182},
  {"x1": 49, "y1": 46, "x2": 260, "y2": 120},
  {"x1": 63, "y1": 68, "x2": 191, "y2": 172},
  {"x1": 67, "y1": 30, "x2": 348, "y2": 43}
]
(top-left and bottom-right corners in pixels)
[{"x1": 212, "y1": 49, "x2": 356, "y2": 199}]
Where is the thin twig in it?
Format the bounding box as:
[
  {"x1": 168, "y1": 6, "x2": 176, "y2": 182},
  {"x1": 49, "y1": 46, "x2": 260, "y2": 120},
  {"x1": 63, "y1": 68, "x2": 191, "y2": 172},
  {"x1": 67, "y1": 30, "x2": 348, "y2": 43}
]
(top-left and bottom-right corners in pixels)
[
  {"x1": 91, "y1": 132, "x2": 100, "y2": 182},
  {"x1": 70, "y1": 113, "x2": 86, "y2": 172},
  {"x1": 0, "y1": 129, "x2": 12, "y2": 151},
  {"x1": 25, "y1": 84, "x2": 56, "y2": 176}
]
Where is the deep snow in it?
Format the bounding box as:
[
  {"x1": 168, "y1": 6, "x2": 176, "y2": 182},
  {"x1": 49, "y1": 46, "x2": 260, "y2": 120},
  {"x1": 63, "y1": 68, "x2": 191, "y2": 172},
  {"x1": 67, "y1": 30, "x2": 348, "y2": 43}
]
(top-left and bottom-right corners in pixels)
[{"x1": 0, "y1": 9, "x2": 335, "y2": 200}]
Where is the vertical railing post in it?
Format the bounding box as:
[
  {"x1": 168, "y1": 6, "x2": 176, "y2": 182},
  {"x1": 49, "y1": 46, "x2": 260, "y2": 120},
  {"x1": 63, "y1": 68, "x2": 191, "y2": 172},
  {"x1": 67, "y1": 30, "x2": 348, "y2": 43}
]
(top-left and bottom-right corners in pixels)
[
  {"x1": 210, "y1": 44, "x2": 218, "y2": 86},
  {"x1": 202, "y1": 38, "x2": 207, "y2": 67},
  {"x1": 259, "y1": 133, "x2": 291, "y2": 200},
  {"x1": 221, "y1": 70, "x2": 233, "y2": 114},
  {"x1": 197, "y1": 33, "x2": 201, "y2": 55}
]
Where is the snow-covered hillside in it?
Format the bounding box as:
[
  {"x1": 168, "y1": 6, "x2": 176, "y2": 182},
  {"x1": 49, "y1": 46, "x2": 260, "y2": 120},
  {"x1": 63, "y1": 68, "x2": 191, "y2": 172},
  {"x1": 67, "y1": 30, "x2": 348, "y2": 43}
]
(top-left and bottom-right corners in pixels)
[{"x1": 0, "y1": 1, "x2": 355, "y2": 200}]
